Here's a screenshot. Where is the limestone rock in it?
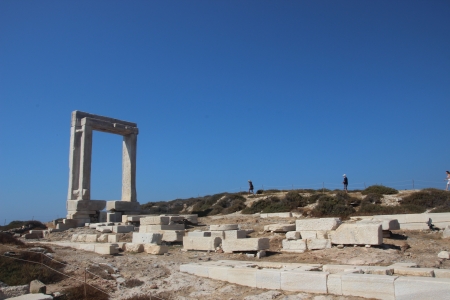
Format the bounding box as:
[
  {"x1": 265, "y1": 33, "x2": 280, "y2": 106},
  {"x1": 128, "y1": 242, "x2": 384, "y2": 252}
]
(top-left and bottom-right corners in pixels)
[
  {"x1": 438, "y1": 251, "x2": 450, "y2": 259},
  {"x1": 330, "y1": 223, "x2": 382, "y2": 245},
  {"x1": 30, "y1": 280, "x2": 46, "y2": 294}
]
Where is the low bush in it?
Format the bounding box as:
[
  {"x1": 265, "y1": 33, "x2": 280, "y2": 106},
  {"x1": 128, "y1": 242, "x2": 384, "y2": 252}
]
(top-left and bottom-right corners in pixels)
[
  {"x1": 241, "y1": 199, "x2": 271, "y2": 214},
  {"x1": 0, "y1": 220, "x2": 47, "y2": 231},
  {"x1": 0, "y1": 250, "x2": 64, "y2": 285},
  {"x1": 256, "y1": 189, "x2": 264, "y2": 194},
  {"x1": 124, "y1": 278, "x2": 144, "y2": 288},
  {"x1": 310, "y1": 195, "x2": 355, "y2": 219},
  {"x1": 307, "y1": 193, "x2": 323, "y2": 204},
  {"x1": 401, "y1": 188, "x2": 450, "y2": 209},
  {"x1": 358, "y1": 201, "x2": 425, "y2": 215},
  {"x1": 209, "y1": 195, "x2": 246, "y2": 215},
  {"x1": 362, "y1": 185, "x2": 398, "y2": 195},
  {"x1": 285, "y1": 191, "x2": 308, "y2": 208},
  {"x1": 0, "y1": 232, "x2": 24, "y2": 245}
]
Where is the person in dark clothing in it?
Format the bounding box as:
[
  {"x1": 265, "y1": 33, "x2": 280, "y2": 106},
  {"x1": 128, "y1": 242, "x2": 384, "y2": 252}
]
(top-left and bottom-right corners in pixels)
[
  {"x1": 248, "y1": 180, "x2": 254, "y2": 194},
  {"x1": 342, "y1": 174, "x2": 348, "y2": 193}
]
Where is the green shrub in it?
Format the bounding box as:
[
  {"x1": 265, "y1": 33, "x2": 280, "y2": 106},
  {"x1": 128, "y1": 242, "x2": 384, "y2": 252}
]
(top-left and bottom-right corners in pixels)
[
  {"x1": 0, "y1": 220, "x2": 47, "y2": 231},
  {"x1": 0, "y1": 233, "x2": 24, "y2": 245},
  {"x1": 307, "y1": 193, "x2": 322, "y2": 204},
  {"x1": 285, "y1": 191, "x2": 308, "y2": 207},
  {"x1": 256, "y1": 189, "x2": 264, "y2": 194},
  {"x1": 401, "y1": 188, "x2": 450, "y2": 209},
  {"x1": 310, "y1": 195, "x2": 355, "y2": 219},
  {"x1": 364, "y1": 193, "x2": 382, "y2": 204},
  {"x1": 358, "y1": 201, "x2": 425, "y2": 215},
  {"x1": 241, "y1": 199, "x2": 271, "y2": 214},
  {"x1": 362, "y1": 185, "x2": 398, "y2": 195}
]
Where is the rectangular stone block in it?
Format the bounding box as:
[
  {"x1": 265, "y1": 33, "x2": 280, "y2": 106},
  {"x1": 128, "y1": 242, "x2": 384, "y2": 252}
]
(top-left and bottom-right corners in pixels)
[
  {"x1": 71, "y1": 234, "x2": 79, "y2": 242},
  {"x1": 327, "y1": 273, "x2": 343, "y2": 295},
  {"x1": 282, "y1": 239, "x2": 307, "y2": 252},
  {"x1": 280, "y1": 270, "x2": 328, "y2": 293},
  {"x1": 97, "y1": 234, "x2": 108, "y2": 242},
  {"x1": 398, "y1": 223, "x2": 430, "y2": 230},
  {"x1": 222, "y1": 238, "x2": 269, "y2": 253},
  {"x1": 393, "y1": 267, "x2": 435, "y2": 277},
  {"x1": 224, "y1": 230, "x2": 247, "y2": 239},
  {"x1": 207, "y1": 265, "x2": 230, "y2": 281},
  {"x1": 306, "y1": 238, "x2": 331, "y2": 250},
  {"x1": 286, "y1": 231, "x2": 301, "y2": 240},
  {"x1": 209, "y1": 231, "x2": 225, "y2": 238},
  {"x1": 139, "y1": 224, "x2": 184, "y2": 231},
  {"x1": 179, "y1": 214, "x2": 198, "y2": 224},
  {"x1": 140, "y1": 216, "x2": 170, "y2": 225},
  {"x1": 144, "y1": 244, "x2": 168, "y2": 255},
  {"x1": 76, "y1": 234, "x2": 86, "y2": 242},
  {"x1": 180, "y1": 263, "x2": 209, "y2": 277},
  {"x1": 434, "y1": 269, "x2": 450, "y2": 278},
  {"x1": 296, "y1": 218, "x2": 341, "y2": 231},
  {"x1": 160, "y1": 230, "x2": 184, "y2": 242},
  {"x1": 210, "y1": 224, "x2": 239, "y2": 231},
  {"x1": 95, "y1": 244, "x2": 119, "y2": 255},
  {"x1": 108, "y1": 235, "x2": 119, "y2": 243},
  {"x1": 77, "y1": 244, "x2": 95, "y2": 252},
  {"x1": 132, "y1": 232, "x2": 162, "y2": 244},
  {"x1": 183, "y1": 236, "x2": 221, "y2": 251},
  {"x1": 341, "y1": 273, "x2": 397, "y2": 300},
  {"x1": 188, "y1": 231, "x2": 212, "y2": 237},
  {"x1": 112, "y1": 225, "x2": 134, "y2": 233},
  {"x1": 228, "y1": 267, "x2": 257, "y2": 287},
  {"x1": 256, "y1": 268, "x2": 281, "y2": 290},
  {"x1": 106, "y1": 201, "x2": 141, "y2": 212},
  {"x1": 99, "y1": 211, "x2": 107, "y2": 222},
  {"x1": 107, "y1": 212, "x2": 122, "y2": 223},
  {"x1": 330, "y1": 223, "x2": 382, "y2": 245},
  {"x1": 124, "y1": 243, "x2": 144, "y2": 253},
  {"x1": 300, "y1": 231, "x2": 317, "y2": 239},
  {"x1": 357, "y1": 219, "x2": 401, "y2": 231},
  {"x1": 96, "y1": 227, "x2": 112, "y2": 233},
  {"x1": 394, "y1": 276, "x2": 450, "y2": 300},
  {"x1": 85, "y1": 234, "x2": 99, "y2": 243},
  {"x1": 264, "y1": 224, "x2": 296, "y2": 232},
  {"x1": 373, "y1": 214, "x2": 431, "y2": 224}
]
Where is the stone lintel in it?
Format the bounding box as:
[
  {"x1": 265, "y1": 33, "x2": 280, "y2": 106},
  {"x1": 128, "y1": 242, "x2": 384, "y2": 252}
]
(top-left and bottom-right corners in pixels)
[
  {"x1": 72, "y1": 111, "x2": 136, "y2": 128},
  {"x1": 81, "y1": 117, "x2": 138, "y2": 135},
  {"x1": 66, "y1": 200, "x2": 106, "y2": 211},
  {"x1": 107, "y1": 200, "x2": 141, "y2": 212}
]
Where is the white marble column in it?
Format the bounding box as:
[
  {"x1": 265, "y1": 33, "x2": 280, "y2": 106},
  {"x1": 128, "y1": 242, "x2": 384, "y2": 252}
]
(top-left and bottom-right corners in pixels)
[
  {"x1": 122, "y1": 133, "x2": 137, "y2": 202},
  {"x1": 77, "y1": 122, "x2": 93, "y2": 200}
]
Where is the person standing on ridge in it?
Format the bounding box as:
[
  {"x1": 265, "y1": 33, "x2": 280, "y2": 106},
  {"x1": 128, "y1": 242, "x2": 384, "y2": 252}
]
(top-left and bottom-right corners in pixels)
[
  {"x1": 446, "y1": 171, "x2": 450, "y2": 191},
  {"x1": 248, "y1": 180, "x2": 254, "y2": 194},
  {"x1": 342, "y1": 174, "x2": 348, "y2": 193}
]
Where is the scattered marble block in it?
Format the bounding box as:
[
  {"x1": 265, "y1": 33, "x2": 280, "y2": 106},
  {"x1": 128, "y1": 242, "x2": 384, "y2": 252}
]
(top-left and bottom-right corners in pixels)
[
  {"x1": 443, "y1": 225, "x2": 450, "y2": 238},
  {"x1": 96, "y1": 227, "x2": 112, "y2": 233},
  {"x1": 210, "y1": 224, "x2": 239, "y2": 231},
  {"x1": 139, "y1": 224, "x2": 184, "y2": 231},
  {"x1": 296, "y1": 218, "x2": 341, "y2": 231},
  {"x1": 85, "y1": 234, "x2": 99, "y2": 243},
  {"x1": 188, "y1": 231, "x2": 211, "y2": 237},
  {"x1": 224, "y1": 230, "x2": 247, "y2": 239},
  {"x1": 285, "y1": 231, "x2": 301, "y2": 240},
  {"x1": 107, "y1": 212, "x2": 122, "y2": 223},
  {"x1": 282, "y1": 239, "x2": 307, "y2": 253},
  {"x1": 183, "y1": 236, "x2": 222, "y2": 251},
  {"x1": 30, "y1": 280, "x2": 46, "y2": 294},
  {"x1": 108, "y1": 235, "x2": 119, "y2": 243},
  {"x1": 97, "y1": 234, "x2": 109, "y2": 243},
  {"x1": 394, "y1": 276, "x2": 450, "y2": 300},
  {"x1": 306, "y1": 238, "x2": 331, "y2": 250},
  {"x1": 330, "y1": 223, "x2": 382, "y2": 245},
  {"x1": 280, "y1": 270, "x2": 328, "y2": 293},
  {"x1": 106, "y1": 201, "x2": 141, "y2": 212},
  {"x1": 340, "y1": 273, "x2": 398, "y2": 299},
  {"x1": 264, "y1": 224, "x2": 296, "y2": 232},
  {"x1": 222, "y1": 238, "x2": 269, "y2": 253},
  {"x1": 95, "y1": 244, "x2": 119, "y2": 255},
  {"x1": 112, "y1": 225, "x2": 134, "y2": 233},
  {"x1": 132, "y1": 232, "x2": 162, "y2": 244},
  {"x1": 124, "y1": 243, "x2": 144, "y2": 253},
  {"x1": 144, "y1": 244, "x2": 169, "y2": 255},
  {"x1": 393, "y1": 267, "x2": 435, "y2": 277},
  {"x1": 141, "y1": 216, "x2": 170, "y2": 225},
  {"x1": 438, "y1": 251, "x2": 450, "y2": 259}
]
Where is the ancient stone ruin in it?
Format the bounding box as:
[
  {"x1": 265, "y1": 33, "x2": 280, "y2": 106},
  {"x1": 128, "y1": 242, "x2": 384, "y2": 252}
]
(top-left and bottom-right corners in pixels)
[{"x1": 65, "y1": 111, "x2": 140, "y2": 227}]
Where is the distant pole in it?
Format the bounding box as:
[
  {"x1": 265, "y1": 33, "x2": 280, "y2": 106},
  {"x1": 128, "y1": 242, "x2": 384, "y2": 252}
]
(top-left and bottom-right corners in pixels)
[
  {"x1": 322, "y1": 182, "x2": 324, "y2": 194},
  {"x1": 292, "y1": 184, "x2": 294, "y2": 190},
  {"x1": 413, "y1": 179, "x2": 414, "y2": 190},
  {"x1": 364, "y1": 182, "x2": 366, "y2": 189},
  {"x1": 3, "y1": 219, "x2": 5, "y2": 226},
  {"x1": 32, "y1": 216, "x2": 34, "y2": 221}
]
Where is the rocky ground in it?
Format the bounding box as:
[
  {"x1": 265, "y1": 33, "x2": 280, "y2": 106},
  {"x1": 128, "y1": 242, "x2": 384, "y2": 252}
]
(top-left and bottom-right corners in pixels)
[{"x1": 3, "y1": 211, "x2": 450, "y2": 300}]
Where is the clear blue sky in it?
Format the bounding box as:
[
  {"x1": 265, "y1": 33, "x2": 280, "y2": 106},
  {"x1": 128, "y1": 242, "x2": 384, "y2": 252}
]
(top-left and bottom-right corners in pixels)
[{"x1": 1, "y1": 1, "x2": 449, "y2": 223}]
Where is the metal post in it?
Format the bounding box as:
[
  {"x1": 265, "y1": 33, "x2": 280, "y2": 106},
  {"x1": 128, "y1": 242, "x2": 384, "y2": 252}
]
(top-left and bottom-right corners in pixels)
[
  {"x1": 84, "y1": 268, "x2": 87, "y2": 299},
  {"x1": 413, "y1": 179, "x2": 414, "y2": 190},
  {"x1": 322, "y1": 182, "x2": 324, "y2": 194}
]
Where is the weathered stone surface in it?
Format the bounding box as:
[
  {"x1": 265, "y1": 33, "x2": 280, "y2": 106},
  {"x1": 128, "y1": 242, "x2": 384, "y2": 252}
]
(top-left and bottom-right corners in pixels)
[
  {"x1": 210, "y1": 224, "x2": 238, "y2": 231},
  {"x1": 112, "y1": 225, "x2": 134, "y2": 233},
  {"x1": 341, "y1": 273, "x2": 397, "y2": 300},
  {"x1": 256, "y1": 268, "x2": 281, "y2": 289},
  {"x1": 207, "y1": 265, "x2": 230, "y2": 281},
  {"x1": 183, "y1": 236, "x2": 221, "y2": 251},
  {"x1": 224, "y1": 230, "x2": 247, "y2": 239},
  {"x1": 70, "y1": 234, "x2": 79, "y2": 242},
  {"x1": 356, "y1": 218, "x2": 400, "y2": 231},
  {"x1": 140, "y1": 216, "x2": 170, "y2": 225},
  {"x1": 76, "y1": 234, "x2": 86, "y2": 242},
  {"x1": 443, "y1": 225, "x2": 450, "y2": 238},
  {"x1": 180, "y1": 214, "x2": 198, "y2": 224},
  {"x1": 393, "y1": 267, "x2": 435, "y2": 277},
  {"x1": 159, "y1": 230, "x2": 184, "y2": 242},
  {"x1": 106, "y1": 201, "x2": 141, "y2": 212},
  {"x1": 330, "y1": 223, "x2": 382, "y2": 245},
  {"x1": 327, "y1": 273, "x2": 343, "y2": 295},
  {"x1": 323, "y1": 265, "x2": 393, "y2": 276},
  {"x1": 139, "y1": 224, "x2": 184, "y2": 232},
  {"x1": 285, "y1": 231, "x2": 301, "y2": 240},
  {"x1": 280, "y1": 270, "x2": 328, "y2": 293},
  {"x1": 299, "y1": 230, "x2": 317, "y2": 239},
  {"x1": 282, "y1": 239, "x2": 307, "y2": 252},
  {"x1": 66, "y1": 200, "x2": 106, "y2": 211},
  {"x1": 434, "y1": 269, "x2": 450, "y2": 278},
  {"x1": 85, "y1": 234, "x2": 99, "y2": 243},
  {"x1": 296, "y1": 218, "x2": 341, "y2": 231},
  {"x1": 306, "y1": 238, "x2": 331, "y2": 250},
  {"x1": 264, "y1": 224, "x2": 296, "y2": 232},
  {"x1": 179, "y1": 263, "x2": 209, "y2": 277},
  {"x1": 188, "y1": 231, "x2": 211, "y2": 237},
  {"x1": 394, "y1": 276, "x2": 450, "y2": 300},
  {"x1": 144, "y1": 244, "x2": 168, "y2": 255},
  {"x1": 97, "y1": 234, "x2": 109, "y2": 242},
  {"x1": 260, "y1": 212, "x2": 292, "y2": 218},
  {"x1": 96, "y1": 227, "x2": 112, "y2": 233},
  {"x1": 228, "y1": 267, "x2": 257, "y2": 287},
  {"x1": 106, "y1": 212, "x2": 122, "y2": 223},
  {"x1": 94, "y1": 244, "x2": 119, "y2": 255},
  {"x1": 124, "y1": 243, "x2": 144, "y2": 253},
  {"x1": 108, "y1": 235, "x2": 119, "y2": 243},
  {"x1": 29, "y1": 280, "x2": 46, "y2": 294},
  {"x1": 438, "y1": 251, "x2": 450, "y2": 259},
  {"x1": 132, "y1": 232, "x2": 162, "y2": 244},
  {"x1": 222, "y1": 238, "x2": 269, "y2": 253}
]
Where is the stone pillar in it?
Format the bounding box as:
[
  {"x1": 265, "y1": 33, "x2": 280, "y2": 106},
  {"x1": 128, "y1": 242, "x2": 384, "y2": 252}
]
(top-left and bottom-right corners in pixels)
[
  {"x1": 67, "y1": 124, "x2": 81, "y2": 200},
  {"x1": 77, "y1": 120, "x2": 92, "y2": 200},
  {"x1": 122, "y1": 133, "x2": 137, "y2": 202}
]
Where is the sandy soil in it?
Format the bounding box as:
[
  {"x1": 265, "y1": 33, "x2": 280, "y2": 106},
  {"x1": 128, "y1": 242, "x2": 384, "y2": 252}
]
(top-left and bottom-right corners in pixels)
[{"x1": 4, "y1": 211, "x2": 450, "y2": 300}]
